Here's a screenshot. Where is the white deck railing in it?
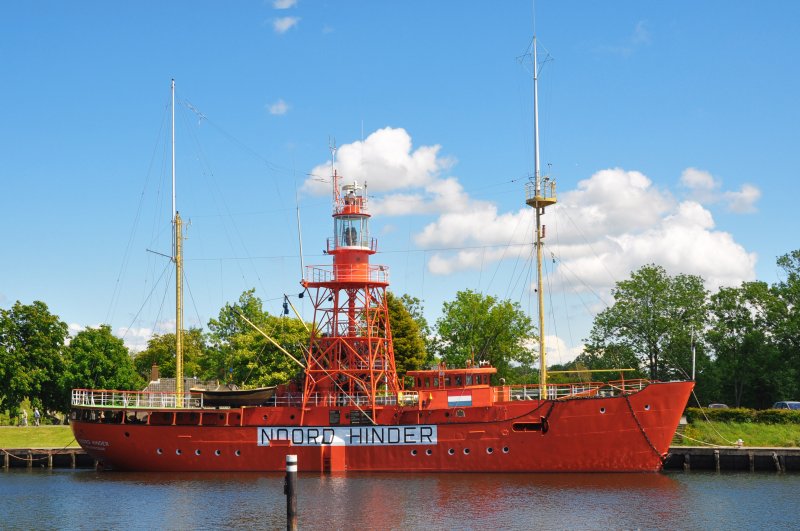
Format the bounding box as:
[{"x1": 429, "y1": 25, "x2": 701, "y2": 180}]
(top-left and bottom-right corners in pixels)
[{"x1": 71, "y1": 389, "x2": 203, "y2": 409}]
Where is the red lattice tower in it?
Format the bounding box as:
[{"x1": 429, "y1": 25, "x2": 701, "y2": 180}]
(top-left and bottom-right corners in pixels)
[{"x1": 301, "y1": 169, "x2": 399, "y2": 419}]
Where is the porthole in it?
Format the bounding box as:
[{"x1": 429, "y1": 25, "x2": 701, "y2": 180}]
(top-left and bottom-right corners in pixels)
[
  {"x1": 644, "y1": 404, "x2": 651, "y2": 411},
  {"x1": 195, "y1": 449, "x2": 201, "y2": 456},
  {"x1": 448, "y1": 448, "x2": 455, "y2": 455},
  {"x1": 599, "y1": 407, "x2": 606, "y2": 414},
  {"x1": 235, "y1": 450, "x2": 241, "y2": 457},
  {"x1": 176, "y1": 449, "x2": 182, "y2": 455},
  {"x1": 425, "y1": 449, "x2": 432, "y2": 456},
  {"x1": 156, "y1": 448, "x2": 163, "y2": 455},
  {"x1": 502, "y1": 447, "x2": 509, "y2": 454},
  {"x1": 215, "y1": 450, "x2": 221, "y2": 456},
  {"x1": 124, "y1": 432, "x2": 130, "y2": 438},
  {"x1": 411, "y1": 449, "x2": 418, "y2": 456},
  {"x1": 487, "y1": 447, "x2": 494, "y2": 454},
  {"x1": 463, "y1": 448, "x2": 470, "y2": 455},
  {"x1": 263, "y1": 415, "x2": 268, "y2": 420},
  {"x1": 444, "y1": 412, "x2": 450, "y2": 418},
  {"x1": 290, "y1": 415, "x2": 295, "y2": 420}
]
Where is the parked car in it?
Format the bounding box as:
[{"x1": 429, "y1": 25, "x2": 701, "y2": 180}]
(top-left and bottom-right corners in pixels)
[
  {"x1": 772, "y1": 401, "x2": 800, "y2": 410},
  {"x1": 708, "y1": 403, "x2": 729, "y2": 409}
]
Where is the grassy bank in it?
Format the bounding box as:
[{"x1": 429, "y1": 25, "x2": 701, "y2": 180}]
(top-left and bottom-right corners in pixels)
[
  {"x1": 675, "y1": 421, "x2": 800, "y2": 447},
  {"x1": 0, "y1": 426, "x2": 79, "y2": 448}
]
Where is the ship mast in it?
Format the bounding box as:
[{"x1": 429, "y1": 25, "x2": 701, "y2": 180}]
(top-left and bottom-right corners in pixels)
[
  {"x1": 525, "y1": 36, "x2": 556, "y2": 393},
  {"x1": 171, "y1": 79, "x2": 184, "y2": 405}
]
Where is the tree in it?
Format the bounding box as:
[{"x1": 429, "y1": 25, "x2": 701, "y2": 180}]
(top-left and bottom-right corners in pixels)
[
  {"x1": 0, "y1": 301, "x2": 68, "y2": 414},
  {"x1": 205, "y1": 289, "x2": 308, "y2": 387},
  {"x1": 431, "y1": 290, "x2": 535, "y2": 383},
  {"x1": 133, "y1": 328, "x2": 206, "y2": 381},
  {"x1": 586, "y1": 264, "x2": 707, "y2": 380},
  {"x1": 771, "y1": 250, "x2": 800, "y2": 399},
  {"x1": 386, "y1": 292, "x2": 428, "y2": 375},
  {"x1": 61, "y1": 325, "x2": 144, "y2": 409}
]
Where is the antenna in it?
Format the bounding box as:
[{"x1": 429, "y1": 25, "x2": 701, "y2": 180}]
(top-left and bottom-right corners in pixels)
[
  {"x1": 171, "y1": 79, "x2": 176, "y2": 222},
  {"x1": 295, "y1": 172, "x2": 305, "y2": 280}
]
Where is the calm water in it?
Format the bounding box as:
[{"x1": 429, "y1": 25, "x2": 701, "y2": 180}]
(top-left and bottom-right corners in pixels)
[{"x1": 1, "y1": 469, "x2": 798, "y2": 530}]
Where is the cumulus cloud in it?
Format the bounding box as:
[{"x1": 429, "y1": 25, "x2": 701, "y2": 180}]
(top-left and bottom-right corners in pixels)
[
  {"x1": 267, "y1": 99, "x2": 289, "y2": 115},
  {"x1": 417, "y1": 167, "x2": 755, "y2": 291},
  {"x1": 680, "y1": 167, "x2": 760, "y2": 213},
  {"x1": 117, "y1": 320, "x2": 174, "y2": 352},
  {"x1": 303, "y1": 127, "x2": 454, "y2": 200},
  {"x1": 272, "y1": 0, "x2": 297, "y2": 9},
  {"x1": 304, "y1": 130, "x2": 756, "y2": 296},
  {"x1": 273, "y1": 16, "x2": 299, "y2": 33},
  {"x1": 724, "y1": 184, "x2": 761, "y2": 213}
]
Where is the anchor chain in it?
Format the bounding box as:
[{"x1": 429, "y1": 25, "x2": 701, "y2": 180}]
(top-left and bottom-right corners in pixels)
[{"x1": 623, "y1": 394, "x2": 666, "y2": 465}]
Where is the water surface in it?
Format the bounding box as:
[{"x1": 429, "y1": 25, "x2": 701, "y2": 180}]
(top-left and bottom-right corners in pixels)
[{"x1": 2, "y1": 469, "x2": 797, "y2": 530}]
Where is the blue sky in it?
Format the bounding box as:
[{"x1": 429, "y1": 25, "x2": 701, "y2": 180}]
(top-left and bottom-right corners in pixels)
[{"x1": 2, "y1": 1, "x2": 799, "y2": 365}]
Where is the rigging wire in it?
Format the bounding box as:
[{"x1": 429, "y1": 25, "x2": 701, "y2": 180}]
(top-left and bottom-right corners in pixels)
[
  {"x1": 105, "y1": 96, "x2": 171, "y2": 325},
  {"x1": 119, "y1": 262, "x2": 171, "y2": 344}
]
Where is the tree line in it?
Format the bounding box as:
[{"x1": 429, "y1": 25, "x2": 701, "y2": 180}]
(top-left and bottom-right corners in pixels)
[
  {"x1": 3, "y1": 249, "x2": 797, "y2": 418},
  {"x1": 0, "y1": 286, "x2": 533, "y2": 420}
]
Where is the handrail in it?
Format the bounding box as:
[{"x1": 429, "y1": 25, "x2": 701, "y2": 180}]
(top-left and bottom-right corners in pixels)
[{"x1": 71, "y1": 389, "x2": 203, "y2": 409}]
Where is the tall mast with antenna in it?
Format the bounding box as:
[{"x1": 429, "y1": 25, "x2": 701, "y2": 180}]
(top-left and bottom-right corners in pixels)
[
  {"x1": 525, "y1": 36, "x2": 557, "y2": 394},
  {"x1": 171, "y1": 79, "x2": 184, "y2": 405}
]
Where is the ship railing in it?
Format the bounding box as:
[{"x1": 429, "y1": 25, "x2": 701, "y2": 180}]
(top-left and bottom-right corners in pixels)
[
  {"x1": 496, "y1": 380, "x2": 650, "y2": 402},
  {"x1": 326, "y1": 236, "x2": 378, "y2": 253},
  {"x1": 525, "y1": 179, "x2": 557, "y2": 201},
  {"x1": 606, "y1": 379, "x2": 651, "y2": 394},
  {"x1": 289, "y1": 391, "x2": 418, "y2": 408},
  {"x1": 305, "y1": 264, "x2": 390, "y2": 284},
  {"x1": 71, "y1": 389, "x2": 203, "y2": 409}
]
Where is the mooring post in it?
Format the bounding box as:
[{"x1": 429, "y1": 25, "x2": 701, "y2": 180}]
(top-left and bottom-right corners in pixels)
[
  {"x1": 3, "y1": 450, "x2": 9, "y2": 469},
  {"x1": 285, "y1": 454, "x2": 298, "y2": 531},
  {"x1": 748, "y1": 451, "x2": 754, "y2": 473},
  {"x1": 683, "y1": 453, "x2": 690, "y2": 472},
  {"x1": 48, "y1": 452, "x2": 53, "y2": 469},
  {"x1": 71, "y1": 451, "x2": 76, "y2": 469},
  {"x1": 27, "y1": 451, "x2": 33, "y2": 469},
  {"x1": 772, "y1": 452, "x2": 781, "y2": 473},
  {"x1": 714, "y1": 450, "x2": 720, "y2": 473}
]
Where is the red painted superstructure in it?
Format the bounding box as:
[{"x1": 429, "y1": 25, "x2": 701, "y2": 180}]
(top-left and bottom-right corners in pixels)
[{"x1": 71, "y1": 169, "x2": 694, "y2": 473}]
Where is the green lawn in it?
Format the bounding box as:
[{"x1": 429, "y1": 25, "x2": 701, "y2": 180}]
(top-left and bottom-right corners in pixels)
[
  {"x1": 0, "y1": 426, "x2": 79, "y2": 448},
  {"x1": 676, "y1": 421, "x2": 800, "y2": 448}
]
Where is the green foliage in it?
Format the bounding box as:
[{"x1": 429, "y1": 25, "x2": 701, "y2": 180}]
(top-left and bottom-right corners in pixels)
[
  {"x1": 685, "y1": 407, "x2": 800, "y2": 425},
  {"x1": 205, "y1": 289, "x2": 308, "y2": 387},
  {"x1": 386, "y1": 292, "x2": 428, "y2": 375},
  {"x1": 61, "y1": 325, "x2": 144, "y2": 409},
  {"x1": 0, "y1": 301, "x2": 68, "y2": 413},
  {"x1": 679, "y1": 421, "x2": 800, "y2": 448},
  {"x1": 0, "y1": 426, "x2": 79, "y2": 448},
  {"x1": 431, "y1": 290, "x2": 535, "y2": 383},
  {"x1": 586, "y1": 264, "x2": 708, "y2": 381},
  {"x1": 133, "y1": 328, "x2": 205, "y2": 381}
]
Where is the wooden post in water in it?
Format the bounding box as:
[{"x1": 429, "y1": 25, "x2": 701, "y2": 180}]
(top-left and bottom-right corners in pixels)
[
  {"x1": 285, "y1": 454, "x2": 298, "y2": 531},
  {"x1": 3, "y1": 450, "x2": 9, "y2": 469},
  {"x1": 714, "y1": 450, "x2": 720, "y2": 473}
]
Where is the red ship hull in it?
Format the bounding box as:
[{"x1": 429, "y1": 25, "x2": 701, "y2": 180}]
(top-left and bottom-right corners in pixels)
[{"x1": 71, "y1": 381, "x2": 692, "y2": 473}]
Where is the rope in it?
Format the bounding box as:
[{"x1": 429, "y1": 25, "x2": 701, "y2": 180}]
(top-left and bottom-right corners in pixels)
[
  {"x1": 688, "y1": 389, "x2": 738, "y2": 445},
  {"x1": 673, "y1": 431, "x2": 729, "y2": 448},
  {"x1": 1, "y1": 437, "x2": 80, "y2": 464},
  {"x1": 623, "y1": 393, "x2": 667, "y2": 465}
]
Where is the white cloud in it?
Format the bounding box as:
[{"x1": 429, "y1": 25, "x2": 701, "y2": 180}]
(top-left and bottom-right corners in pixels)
[
  {"x1": 267, "y1": 99, "x2": 289, "y2": 115},
  {"x1": 303, "y1": 127, "x2": 453, "y2": 199},
  {"x1": 680, "y1": 167, "x2": 760, "y2": 213},
  {"x1": 304, "y1": 130, "x2": 756, "y2": 297},
  {"x1": 117, "y1": 320, "x2": 174, "y2": 352},
  {"x1": 272, "y1": 0, "x2": 297, "y2": 9},
  {"x1": 273, "y1": 16, "x2": 299, "y2": 33},
  {"x1": 724, "y1": 184, "x2": 761, "y2": 213}
]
